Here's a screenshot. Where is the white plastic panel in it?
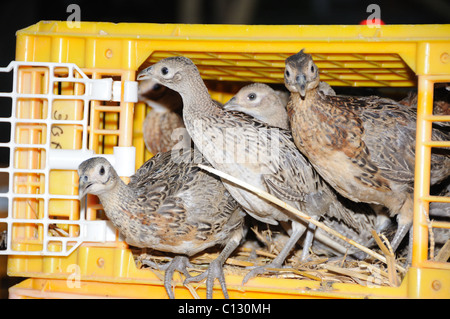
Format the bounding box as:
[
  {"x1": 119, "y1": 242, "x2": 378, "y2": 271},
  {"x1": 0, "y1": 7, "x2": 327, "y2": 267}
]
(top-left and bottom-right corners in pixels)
[{"x1": 0, "y1": 61, "x2": 136, "y2": 256}]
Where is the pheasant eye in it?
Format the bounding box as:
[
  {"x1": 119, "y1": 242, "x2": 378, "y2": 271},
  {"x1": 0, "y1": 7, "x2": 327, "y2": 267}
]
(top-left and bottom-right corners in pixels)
[
  {"x1": 161, "y1": 67, "x2": 169, "y2": 75},
  {"x1": 248, "y1": 93, "x2": 257, "y2": 101},
  {"x1": 311, "y1": 65, "x2": 315, "y2": 73},
  {"x1": 285, "y1": 70, "x2": 290, "y2": 77},
  {"x1": 99, "y1": 166, "x2": 105, "y2": 175}
]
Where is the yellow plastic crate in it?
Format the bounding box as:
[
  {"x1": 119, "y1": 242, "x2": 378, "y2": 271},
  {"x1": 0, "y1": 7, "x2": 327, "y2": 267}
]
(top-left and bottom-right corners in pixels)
[{"x1": 2, "y1": 21, "x2": 450, "y2": 298}]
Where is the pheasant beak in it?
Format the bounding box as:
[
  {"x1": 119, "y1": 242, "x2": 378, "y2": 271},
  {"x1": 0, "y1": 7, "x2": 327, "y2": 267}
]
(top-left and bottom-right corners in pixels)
[
  {"x1": 223, "y1": 97, "x2": 239, "y2": 111},
  {"x1": 296, "y1": 74, "x2": 307, "y2": 98},
  {"x1": 78, "y1": 175, "x2": 91, "y2": 200},
  {"x1": 137, "y1": 66, "x2": 153, "y2": 81}
]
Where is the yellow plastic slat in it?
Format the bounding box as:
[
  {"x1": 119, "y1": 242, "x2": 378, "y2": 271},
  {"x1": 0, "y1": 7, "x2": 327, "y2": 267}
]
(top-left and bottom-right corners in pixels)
[
  {"x1": 423, "y1": 141, "x2": 450, "y2": 147},
  {"x1": 422, "y1": 196, "x2": 450, "y2": 203}
]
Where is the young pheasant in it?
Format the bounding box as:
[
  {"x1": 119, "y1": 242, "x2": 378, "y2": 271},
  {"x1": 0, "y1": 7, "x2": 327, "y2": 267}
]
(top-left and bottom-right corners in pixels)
[
  {"x1": 137, "y1": 57, "x2": 376, "y2": 283},
  {"x1": 223, "y1": 83, "x2": 290, "y2": 130},
  {"x1": 78, "y1": 150, "x2": 245, "y2": 299},
  {"x1": 224, "y1": 83, "x2": 378, "y2": 257},
  {"x1": 138, "y1": 79, "x2": 188, "y2": 154},
  {"x1": 284, "y1": 50, "x2": 450, "y2": 255},
  {"x1": 223, "y1": 82, "x2": 335, "y2": 130}
]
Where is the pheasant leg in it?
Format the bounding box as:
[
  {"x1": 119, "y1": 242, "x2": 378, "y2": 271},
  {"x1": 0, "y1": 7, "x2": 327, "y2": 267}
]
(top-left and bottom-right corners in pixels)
[
  {"x1": 300, "y1": 218, "x2": 318, "y2": 261},
  {"x1": 185, "y1": 237, "x2": 240, "y2": 299},
  {"x1": 391, "y1": 221, "x2": 412, "y2": 252},
  {"x1": 242, "y1": 221, "x2": 306, "y2": 284},
  {"x1": 146, "y1": 255, "x2": 193, "y2": 299}
]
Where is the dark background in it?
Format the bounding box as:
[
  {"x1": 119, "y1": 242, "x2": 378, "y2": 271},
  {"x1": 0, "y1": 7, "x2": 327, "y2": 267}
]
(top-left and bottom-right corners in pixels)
[
  {"x1": 0, "y1": 0, "x2": 449, "y2": 298},
  {"x1": 0, "y1": 0, "x2": 449, "y2": 68}
]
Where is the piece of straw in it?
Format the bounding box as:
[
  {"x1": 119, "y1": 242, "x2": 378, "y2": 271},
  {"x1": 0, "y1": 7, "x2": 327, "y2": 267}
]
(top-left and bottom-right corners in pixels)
[
  {"x1": 322, "y1": 264, "x2": 375, "y2": 283},
  {"x1": 371, "y1": 230, "x2": 400, "y2": 286},
  {"x1": 264, "y1": 267, "x2": 323, "y2": 281},
  {"x1": 427, "y1": 216, "x2": 435, "y2": 261},
  {"x1": 198, "y1": 164, "x2": 406, "y2": 273},
  {"x1": 436, "y1": 238, "x2": 450, "y2": 262},
  {"x1": 184, "y1": 282, "x2": 201, "y2": 299}
]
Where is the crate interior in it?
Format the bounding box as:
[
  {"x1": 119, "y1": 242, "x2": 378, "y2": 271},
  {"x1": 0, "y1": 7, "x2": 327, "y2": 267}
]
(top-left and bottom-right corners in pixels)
[
  {"x1": 3, "y1": 51, "x2": 449, "y2": 263},
  {"x1": 132, "y1": 51, "x2": 449, "y2": 284}
]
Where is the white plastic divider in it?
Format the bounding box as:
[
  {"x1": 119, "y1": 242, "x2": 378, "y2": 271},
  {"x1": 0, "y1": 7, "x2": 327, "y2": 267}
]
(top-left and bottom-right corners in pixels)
[{"x1": 0, "y1": 61, "x2": 137, "y2": 256}]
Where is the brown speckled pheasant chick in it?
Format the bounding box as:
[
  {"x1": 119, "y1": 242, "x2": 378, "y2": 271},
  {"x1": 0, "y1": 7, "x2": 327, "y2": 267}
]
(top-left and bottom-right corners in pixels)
[
  {"x1": 78, "y1": 150, "x2": 245, "y2": 299},
  {"x1": 224, "y1": 83, "x2": 378, "y2": 258},
  {"x1": 284, "y1": 50, "x2": 450, "y2": 255},
  {"x1": 138, "y1": 57, "x2": 376, "y2": 284},
  {"x1": 138, "y1": 79, "x2": 188, "y2": 154}
]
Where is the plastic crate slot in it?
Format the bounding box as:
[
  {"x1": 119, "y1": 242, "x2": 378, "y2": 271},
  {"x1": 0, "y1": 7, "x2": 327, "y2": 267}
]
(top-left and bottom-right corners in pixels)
[
  {"x1": 0, "y1": 196, "x2": 8, "y2": 216},
  {"x1": 0, "y1": 66, "x2": 14, "y2": 93},
  {"x1": 0, "y1": 96, "x2": 12, "y2": 118},
  {"x1": 15, "y1": 123, "x2": 46, "y2": 145},
  {"x1": 52, "y1": 81, "x2": 86, "y2": 96},
  {"x1": 13, "y1": 148, "x2": 46, "y2": 170},
  {"x1": 0, "y1": 147, "x2": 10, "y2": 169},
  {"x1": 0, "y1": 122, "x2": 11, "y2": 143},
  {"x1": 16, "y1": 98, "x2": 48, "y2": 120},
  {"x1": 0, "y1": 222, "x2": 7, "y2": 250},
  {"x1": 17, "y1": 67, "x2": 49, "y2": 95}
]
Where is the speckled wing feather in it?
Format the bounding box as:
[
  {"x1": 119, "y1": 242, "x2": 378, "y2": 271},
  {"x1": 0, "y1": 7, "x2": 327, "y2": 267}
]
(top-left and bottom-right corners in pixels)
[
  {"x1": 332, "y1": 95, "x2": 450, "y2": 186},
  {"x1": 206, "y1": 111, "x2": 313, "y2": 197},
  {"x1": 187, "y1": 107, "x2": 361, "y2": 227},
  {"x1": 289, "y1": 94, "x2": 396, "y2": 199},
  {"x1": 330, "y1": 95, "x2": 415, "y2": 187},
  {"x1": 124, "y1": 149, "x2": 244, "y2": 255}
]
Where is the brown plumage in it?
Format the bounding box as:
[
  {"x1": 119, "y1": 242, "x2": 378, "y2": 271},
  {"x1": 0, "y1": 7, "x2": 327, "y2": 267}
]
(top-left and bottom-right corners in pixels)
[
  {"x1": 138, "y1": 79, "x2": 188, "y2": 154},
  {"x1": 284, "y1": 49, "x2": 450, "y2": 254},
  {"x1": 78, "y1": 150, "x2": 245, "y2": 299},
  {"x1": 137, "y1": 57, "x2": 377, "y2": 284},
  {"x1": 399, "y1": 89, "x2": 450, "y2": 116},
  {"x1": 142, "y1": 111, "x2": 187, "y2": 154}
]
